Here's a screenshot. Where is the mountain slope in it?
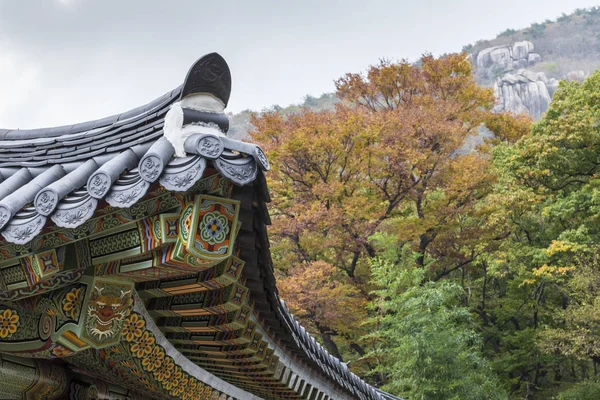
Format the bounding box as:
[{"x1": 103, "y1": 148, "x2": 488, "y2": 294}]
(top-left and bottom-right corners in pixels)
[
  {"x1": 464, "y1": 7, "x2": 600, "y2": 84},
  {"x1": 229, "y1": 6, "x2": 600, "y2": 137}
]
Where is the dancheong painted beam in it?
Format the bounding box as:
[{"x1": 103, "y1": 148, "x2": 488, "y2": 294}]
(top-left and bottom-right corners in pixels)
[{"x1": 0, "y1": 53, "x2": 400, "y2": 400}]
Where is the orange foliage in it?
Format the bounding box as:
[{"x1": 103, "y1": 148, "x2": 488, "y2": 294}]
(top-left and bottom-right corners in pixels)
[
  {"x1": 484, "y1": 111, "x2": 533, "y2": 144},
  {"x1": 278, "y1": 261, "x2": 367, "y2": 337},
  {"x1": 251, "y1": 53, "x2": 530, "y2": 354}
]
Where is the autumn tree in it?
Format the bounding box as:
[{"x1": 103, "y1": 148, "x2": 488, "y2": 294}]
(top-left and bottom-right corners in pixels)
[
  {"x1": 253, "y1": 52, "x2": 600, "y2": 398},
  {"x1": 252, "y1": 53, "x2": 499, "y2": 280},
  {"x1": 277, "y1": 261, "x2": 366, "y2": 360},
  {"x1": 251, "y1": 53, "x2": 523, "y2": 360}
]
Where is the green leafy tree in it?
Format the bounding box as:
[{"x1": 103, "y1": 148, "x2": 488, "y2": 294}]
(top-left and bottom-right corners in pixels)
[
  {"x1": 366, "y1": 251, "x2": 507, "y2": 400},
  {"x1": 482, "y1": 71, "x2": 600, "y2": 398},
  {"x1": 558, "y1": 380, "x2": 600, "y2": 400}
]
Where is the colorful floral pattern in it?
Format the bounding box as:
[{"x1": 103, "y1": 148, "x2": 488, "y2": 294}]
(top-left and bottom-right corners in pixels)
[
  {"x1": 154, "y1": 355, "x2": 174, "y2": 383},
  {"x1": 121, "y1": 313, "x2": 145, "y2": 342},
  {"x1": 141, "y1": 345, "x2": 164, "y2": 372},
  {"x1": 183, "y1": 380, "x2": 198, "y2": 400},
  {"x1": 164, "y1": 365, "x2": 183, "y2": 392},
  {"x1": 129, "y1": 330, "x2": 155, "y2": 358},
  {"x1": 199, "y1": 211, "x2": 229, "y2": 245},
  {"x1": 62, "y1": 287, "x2": 82, "y2": 319},
  {"x1": 0, "y1": 309, "x2": 19, "y2": 338},
  {"x1": 115, "y1": 312, "x2": 226, "y2": 400}
]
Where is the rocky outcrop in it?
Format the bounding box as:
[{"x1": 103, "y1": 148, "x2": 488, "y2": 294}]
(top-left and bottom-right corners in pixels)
[
  {"x1": 475, "y1": 41, "x2": 540, "y2": 72},
  {"x1": 492, "y1": 68, "x2": 587, "y2": 119},
  {"x1": 474, "y1": 41, "x2": 552, "y2": 119},
  {"x1": 493, "y1": 69, "x2": 556, "y2": 119},
  {"x1": 528, "y1": 53, "x2": 541, "y2": 65},
  {"x1": 474, "y1": 41, "x2": 590, "y2": 120}
]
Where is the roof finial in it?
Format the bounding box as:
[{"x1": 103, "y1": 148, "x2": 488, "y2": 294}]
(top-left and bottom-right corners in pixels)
[
  {"x1": 164, "y1": 53, "x2": 232, "y2": 157},
  {"x1": 180, "y1": 52, "x2": 232, "y2": 107}
]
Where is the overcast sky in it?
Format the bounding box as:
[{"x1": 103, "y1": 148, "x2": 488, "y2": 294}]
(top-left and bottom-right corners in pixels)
[{"x1": 0, "y1": 0, "x2": 597, "y2": 129}]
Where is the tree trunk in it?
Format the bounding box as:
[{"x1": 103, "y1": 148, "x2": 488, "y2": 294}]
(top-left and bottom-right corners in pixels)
[{"x1": 316, "y1": 323, "x2": 344, "y2": 361}]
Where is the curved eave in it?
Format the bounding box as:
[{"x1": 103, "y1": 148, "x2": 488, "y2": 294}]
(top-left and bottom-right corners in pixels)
[
  {"x1": 0, "y1": 94, "x2": 267, "y2": 246},
  {"x1": 230, "y1": 175, "x2": 385, "y2": 400},
  {"x1": 0, "y1": 86, "x2": 181, "y2": 142}
]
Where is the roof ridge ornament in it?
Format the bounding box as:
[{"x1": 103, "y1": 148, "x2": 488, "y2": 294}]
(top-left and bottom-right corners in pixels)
[
  {"x1": 164, "y1": 53, "x2": 232, "y2": 157},
  {"x1": 180, "y1": 52, "x2": 232, "y2": 107}
]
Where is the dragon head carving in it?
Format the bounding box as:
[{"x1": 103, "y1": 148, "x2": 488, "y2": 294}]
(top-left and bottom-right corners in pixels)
[{"x1": 87, "y1": 286, "x2": 132, "y2": 341}]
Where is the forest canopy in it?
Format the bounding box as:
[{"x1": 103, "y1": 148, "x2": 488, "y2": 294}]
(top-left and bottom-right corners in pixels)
[{"x1": 250, "y1": 53, "x2": 600, "y2": 399}]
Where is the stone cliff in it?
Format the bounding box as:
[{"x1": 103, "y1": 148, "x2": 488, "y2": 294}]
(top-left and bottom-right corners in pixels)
[
  {"x1": 493, "y1": 69, "x2": 557, "y2": 120},
  {"x1": 472, "y1": 41, "x2": 586, "y2": 120},
  {"x1": 475, "y1": 41, "x2": 541, "y2": 72}
]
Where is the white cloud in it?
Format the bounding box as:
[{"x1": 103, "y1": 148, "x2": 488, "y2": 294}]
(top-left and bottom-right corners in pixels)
[
  {"x1": 0, "y1": 42, "x2": 40, "y2": 126},
  {"x1": 55, "y1": 0, "x2": 77, "y2": 6}
]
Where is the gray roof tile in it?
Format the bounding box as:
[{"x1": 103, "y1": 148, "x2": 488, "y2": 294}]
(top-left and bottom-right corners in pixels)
[
  {"x1": 86, "y1": 149, "x2": 139, "y2": 199},
  {"x1": 56, "y1": 148, "x2": 106, "y2": 164},
  {"x1": 34, "y1": 159, "x2": 98, "y2": 216},
  {"x1": 0, "y1": 168, "x2": 32, "y2": 201},
  {"x1": 58, "y1": 136, "x2": 95, "y2": 146},
  {"x1": 88, "y1": 137, "x2": 122, "y2": 151},
  {"x1": 0, "y1": 164, "x2": 64, "y2": 230}
]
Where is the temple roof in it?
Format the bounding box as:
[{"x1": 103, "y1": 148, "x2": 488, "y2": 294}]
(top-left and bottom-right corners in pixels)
[
  {"x1": 0, "y1": 53, "x2": 401, "y2": 400},
  {"x1": 0, "y1": 54, "x2": 268, "y2": 245},
  {"x1": 0, "y1": 87, "x2": 180, "y2": 141}
]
